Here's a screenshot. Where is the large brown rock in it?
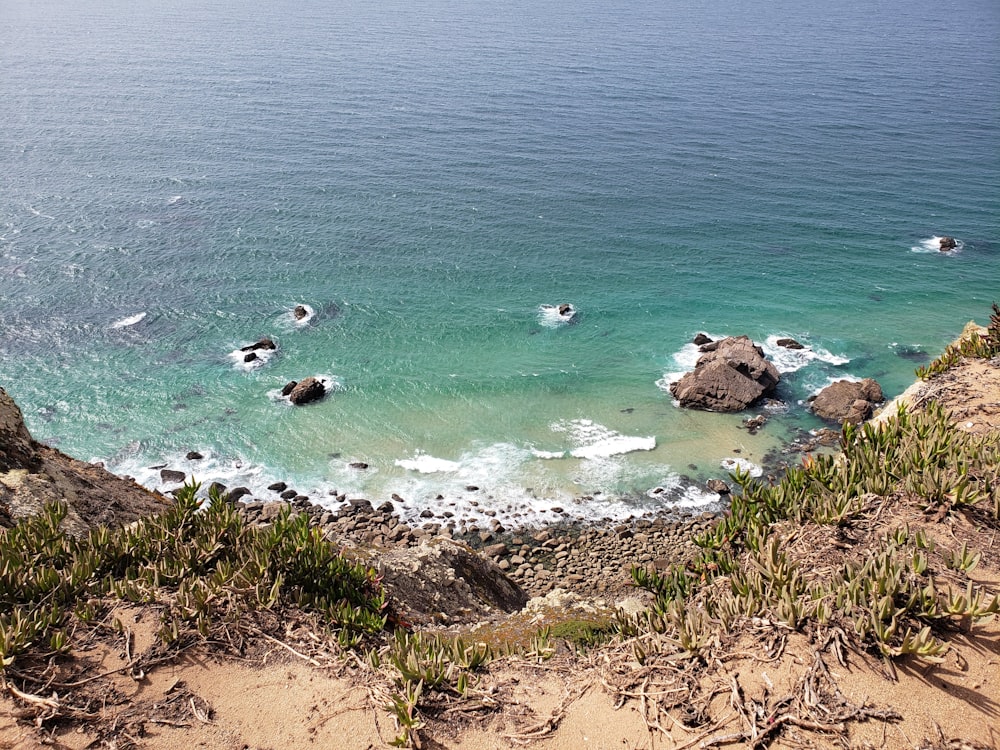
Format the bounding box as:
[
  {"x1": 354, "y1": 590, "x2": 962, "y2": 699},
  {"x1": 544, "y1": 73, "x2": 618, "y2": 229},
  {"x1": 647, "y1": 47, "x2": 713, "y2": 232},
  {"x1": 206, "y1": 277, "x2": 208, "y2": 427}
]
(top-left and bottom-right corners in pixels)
[
  {"x1": 670, "y1": 336, "x2": 780, "y2": 412},
  {"x1": 288, "y1": 377, "x2": 327, "y2": 405},
  {"x1": 809, "y1": 379, "x2": 884, "y2": 425},
  {"x1": 1, "y1": 387, "x2": 171, "y2": 533},
  {"x1": 376, "y1": 537, "x2": 528, "y2": 625}
]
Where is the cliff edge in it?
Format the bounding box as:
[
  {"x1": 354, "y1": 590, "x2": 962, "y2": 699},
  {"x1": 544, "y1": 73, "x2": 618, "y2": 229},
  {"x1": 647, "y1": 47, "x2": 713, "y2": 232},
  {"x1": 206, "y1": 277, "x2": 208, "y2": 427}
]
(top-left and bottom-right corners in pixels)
[{"x1": 0, "y1": 386, "x2": 171, "y2": 534}]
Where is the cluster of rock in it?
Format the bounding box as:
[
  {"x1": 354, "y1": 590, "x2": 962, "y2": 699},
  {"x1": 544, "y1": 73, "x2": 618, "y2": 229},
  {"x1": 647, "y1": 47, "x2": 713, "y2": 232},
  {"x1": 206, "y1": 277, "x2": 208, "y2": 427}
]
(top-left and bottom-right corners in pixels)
[
  {"x1": 237, "y1": 307, "x2": 331, "y2": 406},
  {"x1": 668, "y1": 333, "x2": 885, "y2": 427}
]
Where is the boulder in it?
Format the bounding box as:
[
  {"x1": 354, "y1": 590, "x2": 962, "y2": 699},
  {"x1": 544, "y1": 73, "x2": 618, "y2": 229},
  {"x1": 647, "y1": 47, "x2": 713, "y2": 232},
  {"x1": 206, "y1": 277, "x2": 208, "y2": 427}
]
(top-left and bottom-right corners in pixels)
[
  {"x1": 706, "y1": 478, "x2": 731, "y2": 495},
  {"x1": 939, "y1": 236, "x2": 957, "y2": 251},
  {"x1": 669, "y1": 336, "x2": 780, "y2": 412},
  {"x1": 160, "y1": 468, "x2": 187, "y2": 485},
  {"x1": 267, "y1": 481, "x2": 288, "y2": 492},
  {"x1": 186, "y1": 451, "x2": 204, "y2": 460},
  {"x1": 692, "y1": 333, "x2": 713, "y2": 346},
  {"x1": 376, "y1": 537, "x2": 528, "y2": 625},
  {"x1": 225, "y1": 486, "x2": 252, "y2": 503},
  {"x1": 280, "y1": 381, "x2": 297, "y2": 397},
  {"x1": 243, "y1": 352, "x2": 258, "y2": 363},
  {"x1": 809, "y1": 379, "x2": 884, "y2": 425},
  {"x1": 775, "y1": 337, "x2": 805, "y2": 350},
  {"x1": 288, "y1": 377, "x2": 326, "y2": 405},
  {"x1": 240, "y1": 338, "x2": 276, "y2": 352},
  {"x1": 294, "y1": 305, "x2": 309, "y2": 320}
]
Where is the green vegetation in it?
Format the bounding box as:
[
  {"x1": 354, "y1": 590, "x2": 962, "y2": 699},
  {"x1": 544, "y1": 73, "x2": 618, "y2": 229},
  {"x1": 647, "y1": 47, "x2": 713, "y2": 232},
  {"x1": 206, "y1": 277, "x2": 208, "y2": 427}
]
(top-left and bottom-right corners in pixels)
[
  {"x1": 628, "y1": 400, "x2": 1000, "y2": 667},
  {"x1": 0, "y1": 481, "x2": 387, "y2": 669},
  {"x1": 916, "y1": 302, "x2": 1000, "y2": 379}
]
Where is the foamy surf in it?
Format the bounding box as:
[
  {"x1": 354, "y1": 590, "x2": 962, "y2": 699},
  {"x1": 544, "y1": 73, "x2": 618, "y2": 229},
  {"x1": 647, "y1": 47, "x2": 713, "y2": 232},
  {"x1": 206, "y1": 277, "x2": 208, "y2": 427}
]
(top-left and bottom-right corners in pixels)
[
  {"x1": 229, "y1": 343, "x2": 277, "y2": 371},
  {"x1": 720, "y1": 456, "x2": 763, "y2": 477},
  {"x1": 550, "y1": 419, "x2": 656, "y2": 459},
  {"x1": 537, "y1": 303, "x2": 578, "y2": 328},
  {"x1": 289, "y1": 304, "x2": 316, "y2": 327},
  {"x1": 395, "y1": 453, "x2": 461, "y2": 473},
  {"x1": 104, "y1": 436, "x2": 723, "y2": 531},
  {"x1": 911, "y1": 236, "x2": 964, "y2": 254},
  {"x1": 110, "y1": 312, "x2": 147, "y2": 329},
  {"x1": 761, "y1": 335, "x2": 849, "y2": 373}
]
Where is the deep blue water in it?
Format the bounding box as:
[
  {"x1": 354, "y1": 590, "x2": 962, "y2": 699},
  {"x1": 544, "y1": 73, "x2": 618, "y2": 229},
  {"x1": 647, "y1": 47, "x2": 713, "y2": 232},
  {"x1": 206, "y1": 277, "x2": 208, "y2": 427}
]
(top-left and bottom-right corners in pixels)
[{"x1": 2, "y1": 0, "x2": 998, "y2": 527}]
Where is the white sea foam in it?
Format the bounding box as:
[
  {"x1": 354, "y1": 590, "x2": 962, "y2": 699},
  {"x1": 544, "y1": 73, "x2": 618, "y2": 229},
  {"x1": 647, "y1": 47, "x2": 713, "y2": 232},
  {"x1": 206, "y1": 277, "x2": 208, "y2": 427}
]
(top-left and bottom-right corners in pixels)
[
  {"x1": 537, "y1": 303, "x2": 578, "y2": 328},
  {"x1": 761, "y1": 335, "x2": 849, "y2": 373},
  {"x1": 720, "y1": 457, "x2": 763, "y2": 477},
  {"x1": 110, "y1": 312, "x2": 147, "y2": 329},
  {"x1": 395, "y1": 453, "x2": 461, "y2": 473},
  {"x1": 531, "y1": 448, "x2": 566, "y2": 459},
  {"x1": 289, "y1": 304, "x2": 316, "y2": 327},
  {"x1": 550, "y1": 419, "x2": 656, "y2": 459},
  {"x1": 229, "y1": 341, "x2": 277, "y2": 370},
  {"x1": 103, "y1": 437, "x2": 721, "y2": 531},
  {"x1": 167, "y1": 195, "x2": 183, "y2": 205},
  {"x1": 647, "y1": 480, "x2": 719, "y2": 508},
  {"x1": 911, "y1": 236, "x2": 964, "y2": 254}
]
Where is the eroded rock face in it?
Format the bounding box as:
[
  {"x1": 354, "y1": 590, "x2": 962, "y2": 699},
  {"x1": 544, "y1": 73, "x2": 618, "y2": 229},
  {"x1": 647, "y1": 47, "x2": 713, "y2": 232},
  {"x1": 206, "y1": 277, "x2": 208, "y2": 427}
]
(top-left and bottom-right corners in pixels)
[
  {"x1": 0, "y1": 388, "x2": 39, "y2": 474},
  {"x1": 669, "y1": 336, "x2": 780, "y2": 412},
  {"x1": 377, "y1": 537, "x2": 528, "y2": 625},
  {"x1": 1, "y1": 387, "x2": 171, "y2": 532},
  {"x1": 809, "y1": 378, "x2": 884, "y2": 425}
]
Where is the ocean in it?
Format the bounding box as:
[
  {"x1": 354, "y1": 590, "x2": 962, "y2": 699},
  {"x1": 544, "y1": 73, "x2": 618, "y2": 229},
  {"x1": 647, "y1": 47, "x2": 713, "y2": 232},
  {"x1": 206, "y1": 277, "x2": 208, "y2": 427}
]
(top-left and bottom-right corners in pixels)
[{"x1": 2, "y1": 0, "x2": 998, "y2": 528}]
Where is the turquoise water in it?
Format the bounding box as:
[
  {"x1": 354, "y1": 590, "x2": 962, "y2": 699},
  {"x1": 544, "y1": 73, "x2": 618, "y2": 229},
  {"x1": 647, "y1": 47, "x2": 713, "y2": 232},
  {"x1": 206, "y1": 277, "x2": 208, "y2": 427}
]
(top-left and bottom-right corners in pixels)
[{"x1": 2, "y1": 0, "x2": 998, "y2": 526}]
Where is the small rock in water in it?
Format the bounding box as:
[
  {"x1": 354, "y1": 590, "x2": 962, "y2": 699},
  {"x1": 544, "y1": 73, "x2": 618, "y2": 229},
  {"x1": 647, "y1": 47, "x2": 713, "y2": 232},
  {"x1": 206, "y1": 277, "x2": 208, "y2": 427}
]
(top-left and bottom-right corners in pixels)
[
  {"x1": 160, "y1": 469, "x2": 186, "y2": 484},
  {"x1": 268, "y1": 482, "x2": 288, "y2": 492},
  {"x1": 186, "y1": 451, "x2": 204, "y2": 460},
  {"x1": 294, "y1": 305, "x2": 309, "y2": 320},
  {"x1": 938, "y1": 236, "x2": 957, "y2": 251}
]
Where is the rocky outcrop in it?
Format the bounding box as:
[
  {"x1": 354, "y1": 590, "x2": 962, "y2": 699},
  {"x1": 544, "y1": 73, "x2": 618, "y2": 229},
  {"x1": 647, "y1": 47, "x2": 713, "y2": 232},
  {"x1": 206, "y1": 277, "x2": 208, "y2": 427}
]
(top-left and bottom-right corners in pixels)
[
  {"x1": 775, "y1": 337, "x2": 804, "y2": 350},
  {"x1": 287, "y1": 377, "x2": 327, "y2": 405},
  {"x1": 939, "y1": 236, "x2": 957, "y2": 251},
  {"x1": 1, "y1": 387, "x2": 170, "y2": 533},
  {"x1": 669, "y1": 336, "x2": 780, "y2": 412},
  {"x1": 294, "y1": 305, "x2": 309, "y2": 320},
  {"x1": 809, "y1": 379, "x2": 884, "y2": 425},
  {"x1": 376, "y1": 538, "x2": 528, "y2": 625},
  {"x1": 241, "y1": 338, "x2": 276, "y2": 353}
]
